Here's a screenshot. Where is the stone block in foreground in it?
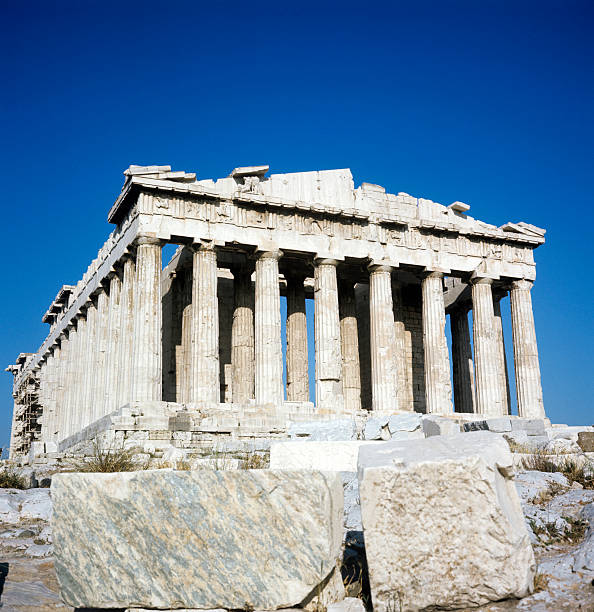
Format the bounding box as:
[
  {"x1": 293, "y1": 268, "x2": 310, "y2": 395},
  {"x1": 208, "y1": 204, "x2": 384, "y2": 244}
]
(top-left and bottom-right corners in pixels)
[
  {"x1": 358, "y1": 431, "x2": 535, "y2": 611},
  {"x1": 51, "y1": 470, "x2": 343, "y2": 610}
]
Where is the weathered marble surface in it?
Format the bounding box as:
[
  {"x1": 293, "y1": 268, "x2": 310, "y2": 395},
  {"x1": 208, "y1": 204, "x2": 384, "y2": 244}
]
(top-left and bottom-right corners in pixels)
[
  {"x1": 51, "y1": 469, "x2": 343, "y2": 610},
  {"x1": 358, "y1": 431, "x2": 535, "y2": 611}
]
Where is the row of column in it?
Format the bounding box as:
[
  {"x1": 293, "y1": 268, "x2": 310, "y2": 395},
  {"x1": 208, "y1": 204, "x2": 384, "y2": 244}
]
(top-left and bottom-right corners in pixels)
[
  {"x1": 36, "y1": 237, "x2": 545, "y2": 445},
  {"x1": 40, "y1": 248, "x2": 140, "y2": 442},
  {"x1": 450, "y1": 277, "x2": 544, "y2": 418}
]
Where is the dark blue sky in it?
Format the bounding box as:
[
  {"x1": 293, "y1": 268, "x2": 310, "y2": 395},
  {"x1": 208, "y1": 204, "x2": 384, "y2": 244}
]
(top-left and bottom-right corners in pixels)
[{"x1": 2, "y1": 1, "x2": 592, "y2": 449}]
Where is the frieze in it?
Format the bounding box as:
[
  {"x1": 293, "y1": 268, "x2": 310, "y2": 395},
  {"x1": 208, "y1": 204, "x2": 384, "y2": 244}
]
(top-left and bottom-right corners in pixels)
[{"x1": 145, "y1": 193, "x2": 537, "y2": 265}]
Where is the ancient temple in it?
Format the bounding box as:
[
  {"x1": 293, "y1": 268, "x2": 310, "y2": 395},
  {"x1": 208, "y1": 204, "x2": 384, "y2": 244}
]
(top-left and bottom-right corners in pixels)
[{"x1": 6, "y1": 165, "x2": 546, "y2": 460}]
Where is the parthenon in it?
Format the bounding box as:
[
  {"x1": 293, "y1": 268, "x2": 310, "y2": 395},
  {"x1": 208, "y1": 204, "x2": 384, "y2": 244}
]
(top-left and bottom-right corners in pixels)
[{"x1": 6, "y1": 164, "x2": 546, "y2": 460}]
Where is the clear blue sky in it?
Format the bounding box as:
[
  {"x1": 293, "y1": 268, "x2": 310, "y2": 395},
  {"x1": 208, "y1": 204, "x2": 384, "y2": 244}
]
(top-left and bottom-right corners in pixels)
[{"x1": 2, "y1": 1, "x2": 593, "y2": 451}]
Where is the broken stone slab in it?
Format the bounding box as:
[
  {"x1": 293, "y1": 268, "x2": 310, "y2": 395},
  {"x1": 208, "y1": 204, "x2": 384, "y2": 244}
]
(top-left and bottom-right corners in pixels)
[
  {"x1": 52, "y1": 470, "x2": 344, "y2": 610},
  {"x1": 387, "y1": 413, "x2": 422, "y2": 433},
  {"x1": 363, "y1": 417, "x2": 390, "y2": 440},
  {"x1": 270, "y1": 441, "x2": 375, "y2": 472},
  {"x1": 463, "y1": 417, "x2": 512, "y2": 433},
  {"x1": 358, "y1": 431, "x2": 535, "y2": 611},
  {"x1": 421, "y1": 415, "x2": 460, "y2": 437},
  {"x1": 577, "y1": 431, "x2": 594, "y2": 452},
  {"x1": 288, "y1": 419, "x2": 357, "y2": 441},
  {"x1": 511, "y1": 418, "x2": 546, "y2": 436}
]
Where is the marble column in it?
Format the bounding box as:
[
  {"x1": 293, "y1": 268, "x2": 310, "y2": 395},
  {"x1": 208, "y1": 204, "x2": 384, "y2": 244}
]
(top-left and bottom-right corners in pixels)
[
  {"x1": 422, "y1": 271, "x2": 453, "y2": 414},
  {"x1": 92, "y1": 287, "x2": 109, "y2": 422},
  {"x1": 314, "y1": 258, "x2": 344, "y2": 412},
  {"x1": 46, "y1": 346, "x2": 60, "y2": 442},
  {"x1": 254, "y1": 250, "x2": 284, "y2": 405},
  {"x1": 392, "y1": 281, "x2": 412, "y2": 411},
  {"x1": 471, "y1": 277, "x2": 504, "y2": 416},
  {"x1": 56, "y1": 331, "x2": 70, "y2": 442},
  {"x1": 451, "y1": 304, "x2": 475, "y2": 414},
  {"x1": 179, "y1": 264, "x2": 193, "y2": 403},
  {"x1": 510, "y1": 279, "x2": 545, "y2": 418},
  {"x1": 339, "y1": 280, "x2": 361, "y2": 413},
  {"x1": 286, "y1": 273, "x2": 309, "y2": 402},
  {"x1": 116, "y1": 254, "x2": 135, "y2": 408},
  {"x1": 189, "y1": 242, "x2": 220, "y2": 403},
  {"x1": 131, "y1": 236, "x2": 163, "y2": 402},
  {"x1": 103, "y1": 272, "x2": 122, "y2": 415},
  {"x1": 46, "y1": 350, "x2": 58, "y2": 442},
  {"x1": 493, "y1": 293, "x2": 511, "y2": 415},
  {"x1": 81, "y1": 300, "x2": 96, "y2": 430},
  {"x1": 39, "y1": 355, "x2": 50, "y2": 442},
  {"x1": 64, "y1": 321, "x2": 80, "y2": 437},
  {"x1": 368, "y1": 264, "x2": 398, "y2": 412},
  {"x1": 231, "y1": 265, "x2": 255, "y2": 403}
]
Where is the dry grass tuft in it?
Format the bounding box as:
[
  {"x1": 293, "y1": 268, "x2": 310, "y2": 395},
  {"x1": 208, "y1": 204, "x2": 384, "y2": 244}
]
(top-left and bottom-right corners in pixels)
[
  {"x1": 533, "y1": 571, "x2": 551, "y2": 593},
  {"x1": 242, "y1": 452, "x2": 269, "y2": 469},
  {"x1": 66, "y1": 440, "x2": 144, "y2": 473},
  {"x1": 0, "y1": 468, "x2": 27, "y2": 489},
  {"x1": 530, "y1": 481, "x2": 566, "y2": 505}
]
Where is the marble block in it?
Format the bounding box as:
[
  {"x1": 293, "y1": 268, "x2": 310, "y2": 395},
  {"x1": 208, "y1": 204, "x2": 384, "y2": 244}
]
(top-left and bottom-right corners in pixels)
[
  {"x1": 358, "y1": 431, "x2": 535, "y2": 611},
  {"x1": 52, "y1": 469, "x2": 343, "y2": 610}
]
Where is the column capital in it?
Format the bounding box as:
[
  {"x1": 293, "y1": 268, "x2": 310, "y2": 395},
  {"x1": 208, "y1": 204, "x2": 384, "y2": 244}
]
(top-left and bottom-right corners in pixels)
[
  {"x1": 368, "y1": 261, "x2": 393, "y2": 274},
  {"x1": 423, "y1": 270, "x2": 445, "y2": 280},
  {"x1": 133, "y1": 234, "x2": 163, "y2": 247},
  {"x1": 511, "y1": 278, "x2": 534, "y2": 291},
  {"x1": 314, "y1": 256, "x2": 341, "y2": 267},
  {"x1": 256, "y1": 249, "x2": 283, "y2": 261},
  {"x1": 470, "y1": 276, "x2": 493, "y2": 286},
  {"x1": 191, "y1": 240, "x2": 217, "y2": 253}
]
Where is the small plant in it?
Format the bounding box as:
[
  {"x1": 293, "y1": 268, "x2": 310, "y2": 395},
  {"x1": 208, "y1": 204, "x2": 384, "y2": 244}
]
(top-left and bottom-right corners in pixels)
[
  {"x1": 66, "y1": 440, "x2": 144, "y2": 473},
  {"x1": 0, "y1": 468, "x2": 27, "y2": 489},
  {"x1": 530, "y1": 480, "x2": 566, "y2": 505},
  {"x1": 533, "y1": 571, "x2": 551, "y2": 593},
  {"x1": 560, "y1": 458, "x2": 594, "y2": 489},
  {"x1": 242, "y1": 452, "x2": 269, "y2": 469},
  {"x1": 562, "y1": 517, "x2": 588, "y2": 543},
  {"x1": 519, "y1": 448, "x2": 561, "y2": 473}
]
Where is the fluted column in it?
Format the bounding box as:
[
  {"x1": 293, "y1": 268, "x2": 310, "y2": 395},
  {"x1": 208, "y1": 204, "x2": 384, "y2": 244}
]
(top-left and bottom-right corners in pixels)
[
  {"x1": 368, "y1": 264, "x2": 398, "y2": 412},
  {"x1": 45, "y1": 346, "x2": 60, "y2": 443},
  {"x1": 255, "y1": 250, "x2": 284, "y2": 405},
  {"x1": 471, "y1": 277, "x2": 504, "y2": 416},
  {"x1": 188, "y1": 242, "x2": 220, "y2": 403},
  {"x1": 231, "y1": 265, "x2": 255, "y2": 403},
  {"x1": 286, "y1": 273, "x2": 309, "y2": 402},
  {"x1": 451, "y1": 304, "x2": 475, "y2": 413},
  {"x1": 392, "y1": 281, "x2": 412, "y2": 411},
  {"x1": 81, "y1": 301, "x2": 96, "y2": 430},
  {"x1": 510, "y1": 279, "x2": 545, "y2": 418},
  {"x1": 64, "y1": 321, "x2": 81, "y2": 437},
  {"x1": 493, "y1": 293, "x2": 511, "y2": 415},
  {"x1": 39, "y1": 356, "x2": 50, "y2": 442},
  {"x1": 46, "y1": 351, "x2": 58, "y2": 443},
  {"x1": 92, "y1": 287, "x2": 109, "y2": 422},
  {"x1": 314, "y1": 258, "x2": 344, "y2": 412},
  {"x1": 179, "y1": 265, "x2": 193, "y2": 403},
  {"x1": 103, "y1": 273, "x2": 122, "y2": 416},
  {"x1": 131, "y1": 237, "x2": 163, "y2": 402},
  {"x1": 339, "y1": 279, "x2": 361, "y2": 413},
  {"x1": 56, "y1": 331, "x2": 70, "y2": 442},
  {"x1": 422, "y1": 271, "x2": 453, "y2": 414},
  {"x1": 116, "y1": 255, "x2": 135, "y2": 407}
]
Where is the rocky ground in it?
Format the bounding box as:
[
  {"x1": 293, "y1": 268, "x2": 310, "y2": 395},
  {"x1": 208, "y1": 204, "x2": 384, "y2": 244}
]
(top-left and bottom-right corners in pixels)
[{"x1": 0, "y1": 468, "x2": 593, "y2": 612}]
